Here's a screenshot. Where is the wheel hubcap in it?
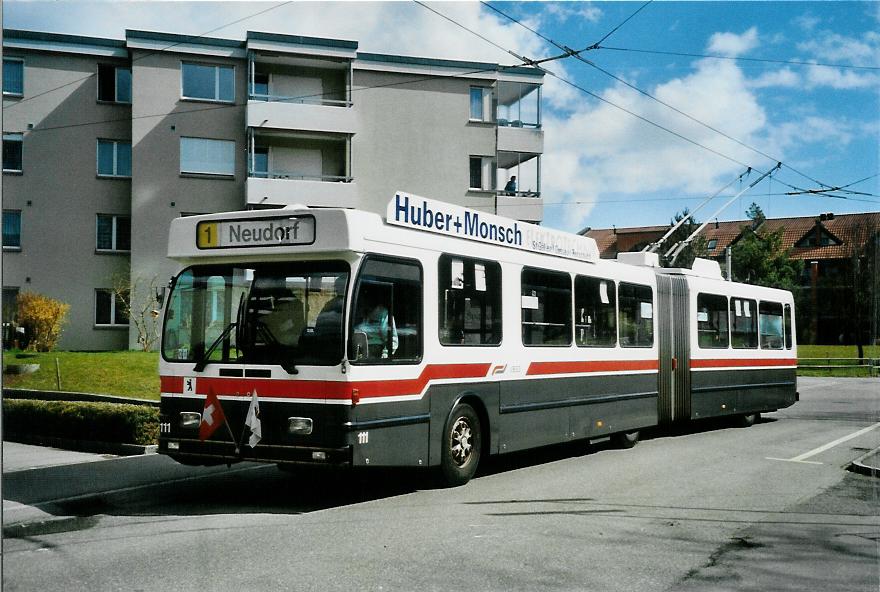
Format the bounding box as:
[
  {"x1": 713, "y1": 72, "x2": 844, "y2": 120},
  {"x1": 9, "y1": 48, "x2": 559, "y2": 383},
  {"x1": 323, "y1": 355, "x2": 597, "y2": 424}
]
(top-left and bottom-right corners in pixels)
[{"x1": 450, "y1": 417, "x2": 473, "y2": 466}]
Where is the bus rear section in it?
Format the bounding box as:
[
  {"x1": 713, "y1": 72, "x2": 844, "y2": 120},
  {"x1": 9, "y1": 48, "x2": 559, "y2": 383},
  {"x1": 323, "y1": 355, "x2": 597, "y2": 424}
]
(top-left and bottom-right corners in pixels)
[{"x1": 654, "y1": 264, "x2": 798, "y2": 425}]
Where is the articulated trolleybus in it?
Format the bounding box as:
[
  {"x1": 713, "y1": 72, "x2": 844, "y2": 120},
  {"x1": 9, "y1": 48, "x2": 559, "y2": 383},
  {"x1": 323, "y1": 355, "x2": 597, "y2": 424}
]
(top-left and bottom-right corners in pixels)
[{"x1": 157, "y1": 192, "x2": 797, "y2": 486}]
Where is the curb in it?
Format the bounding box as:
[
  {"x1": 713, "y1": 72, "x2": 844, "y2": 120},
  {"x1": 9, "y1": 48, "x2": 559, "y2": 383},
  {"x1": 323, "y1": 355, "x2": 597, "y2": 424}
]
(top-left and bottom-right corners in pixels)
[
  {"x1": 5, "y1": 434, "x2": 157, "y2": 456},
  {"x1": 3, "y1": 388, "x2": 159, "y2": 407},
  {"x1": 847, "y1": 446, "x2": 880, "y2": 478}
]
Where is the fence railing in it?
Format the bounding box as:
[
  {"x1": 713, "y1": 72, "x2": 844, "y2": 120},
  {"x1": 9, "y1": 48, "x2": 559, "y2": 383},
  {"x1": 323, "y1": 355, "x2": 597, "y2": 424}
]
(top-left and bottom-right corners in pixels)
[{"x1": 798, "y1": 357, "x2": 880, "y2": 376}]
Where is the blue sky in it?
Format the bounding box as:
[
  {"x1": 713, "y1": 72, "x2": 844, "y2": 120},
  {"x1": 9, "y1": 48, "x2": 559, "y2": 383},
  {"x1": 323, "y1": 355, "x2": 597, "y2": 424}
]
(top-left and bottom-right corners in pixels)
[{"x1": 6, "y1": 1, "x2": 879, "y2": 232}]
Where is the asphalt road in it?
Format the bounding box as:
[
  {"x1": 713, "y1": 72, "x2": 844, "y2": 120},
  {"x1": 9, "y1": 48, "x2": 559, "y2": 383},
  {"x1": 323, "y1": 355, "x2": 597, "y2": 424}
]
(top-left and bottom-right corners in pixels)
[{"x1": 3, "y1": 377, "x2": 879, "y2": 591}]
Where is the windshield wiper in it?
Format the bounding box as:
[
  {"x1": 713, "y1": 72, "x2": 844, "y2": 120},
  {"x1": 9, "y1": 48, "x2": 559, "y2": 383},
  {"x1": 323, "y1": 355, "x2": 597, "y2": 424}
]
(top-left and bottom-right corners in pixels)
[
  {"x1": 193, "y1": 322, "x2": 236, "y2": 372},
  {"x1": 254, "y1": 323, "x2": 299, "y2": 375}
]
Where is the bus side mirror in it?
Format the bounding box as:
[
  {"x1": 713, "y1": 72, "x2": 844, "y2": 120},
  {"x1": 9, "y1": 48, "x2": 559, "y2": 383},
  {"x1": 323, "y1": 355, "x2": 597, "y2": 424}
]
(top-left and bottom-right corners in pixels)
[
  {"x1": 352, "y1": 331, "x2": 368, "y2": 360},
  {"x1": 155, "y1": 286, "x2": 167, "y2": 307}
]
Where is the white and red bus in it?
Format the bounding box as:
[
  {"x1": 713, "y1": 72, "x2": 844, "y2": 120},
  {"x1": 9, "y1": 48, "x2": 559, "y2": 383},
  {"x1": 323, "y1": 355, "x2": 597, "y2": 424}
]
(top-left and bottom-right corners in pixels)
[{"x1": 157, "y1": 193, "x2": 797, "y2": 485}]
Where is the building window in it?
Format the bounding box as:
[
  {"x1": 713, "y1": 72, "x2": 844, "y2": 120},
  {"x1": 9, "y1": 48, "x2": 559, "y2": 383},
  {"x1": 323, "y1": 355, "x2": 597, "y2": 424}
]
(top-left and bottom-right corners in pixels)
[
  {"x1": 618, "y1": 283, "x2": 653, "y2": 347},
  {"x1": 2, "y1": 210, "x2": 21, "y2": 249},
  {"x1": 97, "y1": 140, "x2": 132, "y2": 177},
  {"x1": 469, "y1": 86, "x2": 492, "y2": 122},
  {"x1": 95, "y1": 289, "x2": 128, "y2": 326},
  {"x1": 522, "y1": 268, "x2": 571, "y2": 346},
  {"x1": 181, "y1": 137, "x2": 235, "y2": 176},
  {"x1": 730, "y1": 297, "x2": 758, "y2": 349},
  {"x1": 97, "y1": 64, "x2": 131, "y2": 103},
  {"x1": 3, "y1": 133, "x2": 23, "y2": 172},
  {"x1": 181, "y1": 62, "x2": 234, "y2": 102},
  {"x1": 96, "y1": 214, "x2": 131, "y2": 251},
  {"x1": 697, "y1": 293, "x2": 729, "y2": 349},
  {"x1": 469, "y1": 156, "x2": 495, "y2": 191},
  {"x1": 575, "y1": 275, "x2": 617, "y2": 347},
  {"x1": 3, "y1": 58, "x2": 24, "y2": 96},
  {"x1": 438, "y1": 254, "x2": 502, "y2": 346},
  {"x1": 706, "y1": 239, "x2": 718, "y2": 250}
]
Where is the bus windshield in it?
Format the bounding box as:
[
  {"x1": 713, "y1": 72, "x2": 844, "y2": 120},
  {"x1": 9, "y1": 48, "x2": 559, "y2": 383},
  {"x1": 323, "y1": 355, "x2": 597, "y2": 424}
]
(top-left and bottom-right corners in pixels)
[{"x1": 162, "y1": 261, "x2": 349, "y2": 368}]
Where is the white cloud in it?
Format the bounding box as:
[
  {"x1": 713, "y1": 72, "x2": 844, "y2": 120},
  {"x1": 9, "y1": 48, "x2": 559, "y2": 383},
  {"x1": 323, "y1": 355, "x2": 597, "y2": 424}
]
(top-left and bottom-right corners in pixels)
[
  {"x1": 544, "y1": 3, "x2": 603, "y2": 24},
  {"x1": 707, "y1": 27, "x2": 759, "y2": 57},
  {"x1": 806, "y1": 65, "x2": 880, "y2": 89},
  {"x1": 749, "y1": 68, "x2": 801, "y2": 89},
  {"x1": 541, "y1": 58, "x2": 776, "y2": 231},
  {"x1": 793, "y1": 13, "x2": 820, "y2": 31},
  {"x1": 798, "y1": 31, "x2": 880, "y2": 64}
]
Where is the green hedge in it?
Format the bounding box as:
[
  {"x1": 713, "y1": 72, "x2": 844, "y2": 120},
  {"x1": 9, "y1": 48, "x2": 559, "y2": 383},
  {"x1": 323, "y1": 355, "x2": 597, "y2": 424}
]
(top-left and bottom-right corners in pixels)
[{"x1": 3, "y1": 400, "x2": 159, "y2": 445}]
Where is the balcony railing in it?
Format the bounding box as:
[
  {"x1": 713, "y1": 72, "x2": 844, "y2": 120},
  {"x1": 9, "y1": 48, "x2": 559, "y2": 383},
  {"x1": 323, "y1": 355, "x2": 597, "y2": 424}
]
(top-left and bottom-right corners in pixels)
[
  {"x1": 249, "y1": 92, "x2": 352, "y2": 107},
  {"x1": 496, "y1": 119, "x2": 540, "y2": 129},
  {"x1": 248, "y1": 169, "x2": 352, "y2": 183},
  {"x1": 496, "y1": 189, "x2": 540, "y2": 198}
]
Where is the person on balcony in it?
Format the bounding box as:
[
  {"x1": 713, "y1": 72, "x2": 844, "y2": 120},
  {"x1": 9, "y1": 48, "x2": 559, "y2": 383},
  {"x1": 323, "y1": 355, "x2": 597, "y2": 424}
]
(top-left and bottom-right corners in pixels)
[{"x1": 503, "y1": 176, "x2": 517, "y2": 194}]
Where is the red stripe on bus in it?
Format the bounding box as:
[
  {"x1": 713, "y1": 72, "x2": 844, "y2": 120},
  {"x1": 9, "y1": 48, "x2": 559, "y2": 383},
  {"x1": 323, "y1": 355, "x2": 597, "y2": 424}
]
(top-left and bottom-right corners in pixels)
[
  {"x1": 690, "y1": 358, "x2": 797, "y2": 369},
  {"x1": 526, "y1": 359, "x2": 659, "y2": 376},
  {"x1": 160, "y1": 363, "x2": 492, "y2": 401}
]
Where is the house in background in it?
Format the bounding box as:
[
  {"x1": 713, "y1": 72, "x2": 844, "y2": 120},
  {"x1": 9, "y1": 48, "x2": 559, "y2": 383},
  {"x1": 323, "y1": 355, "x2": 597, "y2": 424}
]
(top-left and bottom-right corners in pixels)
[
  {"x1": 2, "y1": 28, "x2": 545, "y2": 350},
  {"x1": 582, "y1": 211, "x2": 880, "y2": 345}
]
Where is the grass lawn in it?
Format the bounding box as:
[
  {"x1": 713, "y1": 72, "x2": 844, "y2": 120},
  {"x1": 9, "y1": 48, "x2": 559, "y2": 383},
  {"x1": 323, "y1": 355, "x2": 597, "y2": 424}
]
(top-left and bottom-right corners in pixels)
[
  {"x1": 797, "y1": 344, "x2": 880, "y2": 377},
  {"x1": 3, "y1": 351, "x2": 160, "y2": 400}
]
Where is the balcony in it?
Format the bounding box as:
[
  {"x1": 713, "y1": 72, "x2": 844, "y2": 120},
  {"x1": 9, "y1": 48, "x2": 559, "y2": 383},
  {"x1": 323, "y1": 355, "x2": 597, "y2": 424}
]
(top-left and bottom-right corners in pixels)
[
  {"x1": 496, "y1": 193, "x2": 543, "y2": 223},
  {"x1": 246, "y1": 130, "x2": 356, "y2": 208},
  {"x1": 248, "y1": 51, "x2": 357, "y2": 134},
  {"x1": 497, "y1": 125, "x2": 543, "y2": 154},
  {"x1": 246, "y1": 176, "x2": 357, "y2": 209}
]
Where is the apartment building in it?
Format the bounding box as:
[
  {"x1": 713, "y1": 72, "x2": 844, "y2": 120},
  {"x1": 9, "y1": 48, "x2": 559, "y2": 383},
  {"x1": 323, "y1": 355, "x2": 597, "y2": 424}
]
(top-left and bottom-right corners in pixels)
[{"x1": 2, "y1": 29, "x2": 545, "y2": 350}]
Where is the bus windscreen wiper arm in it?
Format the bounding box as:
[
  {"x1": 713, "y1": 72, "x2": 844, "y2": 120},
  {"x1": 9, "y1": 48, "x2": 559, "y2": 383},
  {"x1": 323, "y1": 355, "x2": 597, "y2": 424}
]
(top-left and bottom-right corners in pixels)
[{"x1": 193, "y1": 322, "x2": 236, "y2": 372}]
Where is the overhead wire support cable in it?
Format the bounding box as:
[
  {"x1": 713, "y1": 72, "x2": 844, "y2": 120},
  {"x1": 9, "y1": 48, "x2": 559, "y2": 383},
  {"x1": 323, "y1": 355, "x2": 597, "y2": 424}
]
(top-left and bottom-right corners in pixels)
[
  {"x1": 482, "y1": 1, "x2": 840, "y2": 192},
  {"x1": 666, "y1": 163, "x2": 782, "y2": 264},
  {"x1": 644, "y1": 167, "x2": 751, "y2": 253},
  {"x1": 596, "y1": 46, "x2": 880, "y2": 71}
]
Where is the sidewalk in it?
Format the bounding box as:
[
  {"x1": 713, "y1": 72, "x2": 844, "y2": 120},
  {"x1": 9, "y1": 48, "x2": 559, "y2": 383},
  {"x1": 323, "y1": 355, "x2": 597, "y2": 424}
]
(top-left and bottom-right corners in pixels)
[
  {"x1": 3, "y1": 441, "x2": 117, "y2": 473},
  {"x1": 849, "y1": 445, "x2": 880, "y2": 477}
]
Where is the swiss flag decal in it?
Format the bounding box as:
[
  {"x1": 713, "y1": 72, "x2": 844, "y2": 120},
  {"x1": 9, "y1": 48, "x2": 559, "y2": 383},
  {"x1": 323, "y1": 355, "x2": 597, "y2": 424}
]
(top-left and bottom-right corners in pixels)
[{"x1": 199, "y1": 389, "x2": 227, "y2": 441}]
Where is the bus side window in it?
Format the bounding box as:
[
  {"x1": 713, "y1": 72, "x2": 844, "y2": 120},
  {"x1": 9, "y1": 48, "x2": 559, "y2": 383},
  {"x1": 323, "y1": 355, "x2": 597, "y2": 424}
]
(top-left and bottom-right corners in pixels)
[
  {"x1": 575, "y1": 275, "x2": 616, "y2": 347},
  {"x1": 619, "y1": 283, "x2": 653, "y2": 348},
  {"x1": 521, "y1": 268, "x2": 572, "y2": 347},
  {"x1": 438, "y1": 254, "x2": 502, "y2": 346},
  {"x1": 730, "y1": 297, "x2": 758, "y2": 349},
  {"x1": 349, "y1": 257, "x2": 422, "y2": 364},
  {"x1": 697, "y1": 293, "x2": 729, "y2": 349},
  {"x1": 759, "y1": 301, "x2": 784, "y2": 350},
  {"x1": 784, "y1": 303, "x2": 793, "y2": 350}
]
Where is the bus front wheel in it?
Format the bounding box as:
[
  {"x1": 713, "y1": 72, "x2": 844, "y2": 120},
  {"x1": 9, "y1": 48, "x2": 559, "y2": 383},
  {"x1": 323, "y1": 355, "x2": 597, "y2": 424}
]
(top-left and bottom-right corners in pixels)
[{"x1": 439, "y1": 403, "x2": 482, "y2": 487}]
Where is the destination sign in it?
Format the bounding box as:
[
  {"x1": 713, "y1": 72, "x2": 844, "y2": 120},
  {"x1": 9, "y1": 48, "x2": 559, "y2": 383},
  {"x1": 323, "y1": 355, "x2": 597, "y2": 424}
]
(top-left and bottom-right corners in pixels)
[
  {"x1": 386, "y1": 192, "x2": 598, "y2": 262},
  {"x1": 196, "y1": 216, "x2": 315, "y2": 249}
]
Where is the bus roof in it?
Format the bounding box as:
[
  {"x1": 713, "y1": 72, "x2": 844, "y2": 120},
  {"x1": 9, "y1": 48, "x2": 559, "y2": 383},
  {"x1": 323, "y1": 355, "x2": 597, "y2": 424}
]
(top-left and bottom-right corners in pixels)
[{"x1": 167, "y1": 192, "x2": 601, "y2": 265}]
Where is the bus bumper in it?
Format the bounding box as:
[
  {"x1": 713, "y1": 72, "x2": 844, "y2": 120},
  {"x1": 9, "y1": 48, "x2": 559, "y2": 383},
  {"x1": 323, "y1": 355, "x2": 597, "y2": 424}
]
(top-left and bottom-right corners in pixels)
[{"x1": 158, "y1": 437, "x2": 353, "y2": 467}]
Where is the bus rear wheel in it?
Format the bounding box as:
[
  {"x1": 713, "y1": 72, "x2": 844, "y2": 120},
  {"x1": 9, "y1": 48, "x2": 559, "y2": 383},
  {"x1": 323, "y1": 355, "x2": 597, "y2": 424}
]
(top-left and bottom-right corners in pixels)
[
  {"x1": 611, "y1": 430, "x2": 640, "y2": 449},
  {"x1": 735, "y1": 413, "x2": 759, "y2": 428},
  {"x1": 439, "y1": 403, "x2": 482, "y2": 487}
]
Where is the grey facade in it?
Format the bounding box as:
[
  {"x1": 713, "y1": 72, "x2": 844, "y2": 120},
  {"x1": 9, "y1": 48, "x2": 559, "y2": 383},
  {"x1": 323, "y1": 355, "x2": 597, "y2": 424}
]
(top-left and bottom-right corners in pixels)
[{"x1": 2, "y1": 29, "x2": 544, "y2": 350}]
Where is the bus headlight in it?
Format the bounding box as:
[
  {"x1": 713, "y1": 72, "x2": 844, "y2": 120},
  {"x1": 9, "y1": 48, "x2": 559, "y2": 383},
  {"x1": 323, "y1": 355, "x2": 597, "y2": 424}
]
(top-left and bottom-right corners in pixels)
[
  {"x1": 180, "y1": 412, "x2": 201, "y2": 428},
  {"x1": 288, "y1": 417, "x2": 313, "y2": 435}
]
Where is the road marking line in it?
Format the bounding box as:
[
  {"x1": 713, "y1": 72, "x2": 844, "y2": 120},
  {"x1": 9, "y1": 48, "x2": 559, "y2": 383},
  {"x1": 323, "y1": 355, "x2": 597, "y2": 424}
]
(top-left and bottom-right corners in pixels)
[
  {"x1": 767, "y1": 422, "x2": 880, "y2": 464},
  {"x1": 765, "y1": 457, "x2": 823, "y2": 465}
]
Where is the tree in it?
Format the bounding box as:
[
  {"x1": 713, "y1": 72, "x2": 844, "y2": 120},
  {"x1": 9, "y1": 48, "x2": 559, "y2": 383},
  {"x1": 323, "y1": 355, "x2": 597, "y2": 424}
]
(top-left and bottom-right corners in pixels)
[
  {"x1": 113, "y1": 272, "x2": 162, "y2": 352},
  {"x1": 845, "y1": 221, "x2": 880, "y2": 359},
  {"x1": 661, "y1": 209, "x2": 708, "y2": 269},
  {"x1": 746, "y1": 202, "x2": 766, "y2": 227},
  {"x1": 731, "y1": 226, "x2": 802, "y2": 290},
  {"x1": 16, "y1": 292, "x2": 70, "y2": 351}
]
